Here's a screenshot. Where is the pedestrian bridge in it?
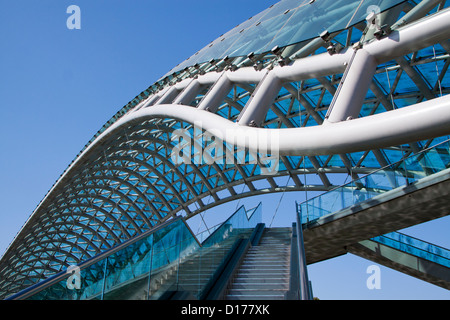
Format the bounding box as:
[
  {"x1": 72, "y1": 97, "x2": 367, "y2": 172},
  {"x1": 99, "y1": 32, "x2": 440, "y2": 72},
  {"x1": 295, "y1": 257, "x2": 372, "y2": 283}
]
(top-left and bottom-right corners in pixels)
[{"x1": 298, "y1": 139, "x2": 450, "y2": 289}]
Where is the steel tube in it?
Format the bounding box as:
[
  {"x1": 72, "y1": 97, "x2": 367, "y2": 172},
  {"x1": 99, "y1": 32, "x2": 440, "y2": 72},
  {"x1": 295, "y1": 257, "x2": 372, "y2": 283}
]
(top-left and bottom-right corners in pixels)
[
  {"x1": 101, "y1": 93, "x2": 450, "y2": 157},
  {"x1": 325, "y1": 49, "x2": 378, "y2": 123},
  {"x1": 198, "y1": 72, "x2": 234, "y2": 112}
]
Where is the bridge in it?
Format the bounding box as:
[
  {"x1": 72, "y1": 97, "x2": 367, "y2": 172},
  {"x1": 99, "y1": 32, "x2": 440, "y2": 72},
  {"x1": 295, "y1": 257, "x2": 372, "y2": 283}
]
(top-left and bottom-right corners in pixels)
[{"x1": 1, "y1": 0, "x2": 450, "y2": 299}]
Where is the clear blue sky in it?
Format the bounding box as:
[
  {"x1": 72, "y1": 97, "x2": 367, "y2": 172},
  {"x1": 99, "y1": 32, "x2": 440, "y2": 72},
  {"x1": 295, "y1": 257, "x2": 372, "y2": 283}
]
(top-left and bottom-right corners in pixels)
[{"x1": 0, "y1": 0, "x2": 449, "y2": 300}]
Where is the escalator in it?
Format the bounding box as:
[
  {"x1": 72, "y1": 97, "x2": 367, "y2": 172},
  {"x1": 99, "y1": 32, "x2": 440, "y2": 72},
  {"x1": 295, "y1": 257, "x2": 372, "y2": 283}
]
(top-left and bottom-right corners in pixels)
[{"x1": 348, "y1": 232, "x2": 450, "y2": 289}]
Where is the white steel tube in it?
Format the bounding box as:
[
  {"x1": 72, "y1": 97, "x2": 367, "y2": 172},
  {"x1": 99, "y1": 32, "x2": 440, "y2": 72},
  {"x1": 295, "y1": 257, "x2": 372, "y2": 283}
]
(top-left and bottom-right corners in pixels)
[
  {"x1": 99, "y1": 93, "x2": 450, "y2": 157},
  {"x1": 173, "y1": 79, "x2": 201, "y2": 105},
  {"x1": 237, "y1": 71, "x2": 283, "y2": 126},
  {"x1": 365, "y1": 7, "x2": 450, "y2": 64},
  {"x1": 197, "y1": 72, "x2": 234, "y2": 112},
  {"x1": 325, "y1": 49, "x2": 378, "y2": 123}
]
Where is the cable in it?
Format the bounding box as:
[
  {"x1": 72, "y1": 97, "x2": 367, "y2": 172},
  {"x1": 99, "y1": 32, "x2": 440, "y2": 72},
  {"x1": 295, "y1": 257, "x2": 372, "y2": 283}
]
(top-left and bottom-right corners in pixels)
[{"x1": 269, "y1": 176, "x2": 291, "y2": 228}]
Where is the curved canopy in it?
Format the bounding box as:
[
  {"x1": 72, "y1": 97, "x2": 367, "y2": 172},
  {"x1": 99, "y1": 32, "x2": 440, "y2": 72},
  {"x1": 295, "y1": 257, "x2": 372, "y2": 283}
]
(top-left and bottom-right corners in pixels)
[{"x1": 166, "y1": 0, "x2": 409, "y2": 75}]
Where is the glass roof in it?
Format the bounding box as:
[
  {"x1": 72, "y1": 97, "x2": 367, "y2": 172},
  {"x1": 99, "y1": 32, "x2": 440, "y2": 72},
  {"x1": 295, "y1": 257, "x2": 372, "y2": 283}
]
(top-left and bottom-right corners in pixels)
[{"x1": 167, "y1": 0, "x2": 408, "y2": 75}]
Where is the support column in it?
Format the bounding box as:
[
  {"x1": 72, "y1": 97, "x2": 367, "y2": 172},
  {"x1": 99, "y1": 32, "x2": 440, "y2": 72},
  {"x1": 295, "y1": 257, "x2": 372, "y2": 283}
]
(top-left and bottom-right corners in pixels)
[
  {"x1": 296, "y1": 216, "x2": 312, "y2": 300},
  {"x1": 325, "y1": 49, "x2": 377, "y2": 123},
  {"x1": 154, "y1": 86, "x2": 180, "y2": 105},
  {"x1": 237, "y1": 71, "x2": 282, "y2": 126},
  {"x1": 391, "y1": 0, "x2": 444, "y2": 30},
  {"x1": 137, "y1": 94, "x2": 161, "y2": 110},
  {"x1": 173, "y1": 79, "x2": 202, "y2": 105},
  {"x1": 197, "y1": 73, "x2": 233, "y2": 112}
]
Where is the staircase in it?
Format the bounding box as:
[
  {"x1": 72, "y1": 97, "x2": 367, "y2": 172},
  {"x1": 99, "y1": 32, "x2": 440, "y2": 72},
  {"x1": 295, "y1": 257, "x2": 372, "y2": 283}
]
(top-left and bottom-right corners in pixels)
[
  {"x1": 224, "y1": 227, "x2": 292, "y2": 300},
  {"x1": 148, "y1": 237, "x2": 236, "y2": 299}
]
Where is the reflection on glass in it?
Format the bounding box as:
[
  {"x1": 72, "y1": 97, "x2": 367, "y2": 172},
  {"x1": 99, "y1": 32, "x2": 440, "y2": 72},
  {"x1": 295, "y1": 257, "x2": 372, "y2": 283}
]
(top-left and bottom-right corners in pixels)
[
  {"x1": 167, "y1": 0, "x2": 409, "y2": 75},
  {"x1": 372, "y1": 232, "x2": 450, "y2": 267}
]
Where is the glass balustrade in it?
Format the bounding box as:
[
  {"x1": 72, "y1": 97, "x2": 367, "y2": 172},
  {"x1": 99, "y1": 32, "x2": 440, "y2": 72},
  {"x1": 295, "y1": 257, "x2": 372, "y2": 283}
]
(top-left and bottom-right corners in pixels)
[
  {"x1": 297, "y1": 139, "x2": 450, "y2": 224},
  {"x1": 371, "y1": 232, "x2": 450, "y2": 268},
  {"x1": 17, "y1": 203, "x2": 261, "y2": 300},
  {"x1": 166, "y1": 203, "x2": 262, "y2": 300}
]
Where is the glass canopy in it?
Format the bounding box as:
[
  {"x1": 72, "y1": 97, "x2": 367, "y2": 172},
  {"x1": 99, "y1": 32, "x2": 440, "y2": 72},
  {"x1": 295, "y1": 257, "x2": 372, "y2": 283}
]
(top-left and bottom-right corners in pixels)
[{"x1": 166, "y1": 0, "x2": 409, "y2": 75}]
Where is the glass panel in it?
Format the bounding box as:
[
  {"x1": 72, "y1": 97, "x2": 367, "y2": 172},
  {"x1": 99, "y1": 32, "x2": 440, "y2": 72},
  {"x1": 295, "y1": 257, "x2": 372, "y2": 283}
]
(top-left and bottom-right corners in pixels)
[
  {"x1": 26, "y1": 258, "x2": 107, "y2": 300},
  {"x1": 371, "y1": 232, "x2": 450, "y2": 268},
  {"x1": 298, "y1": 139, "x2": 450, "y2": 223},
  {"x1": 227, "y1": 9, "x2": 297, "y2": 57},
  {"x1": 102, "y1": 233, "x2": 154, "y2": 300},
  {"x1": 23, "y1": 203, "x2": 261, "y2": 300},
  {"x1": 167, "y1": 0, "x2": 409, "y2": 75},
  {"x1": 347, "y1": 0, "x2": 409, "y2": 28},
  {"x1": 271, "y1": 0, "x2": 362, "y2": 49}
]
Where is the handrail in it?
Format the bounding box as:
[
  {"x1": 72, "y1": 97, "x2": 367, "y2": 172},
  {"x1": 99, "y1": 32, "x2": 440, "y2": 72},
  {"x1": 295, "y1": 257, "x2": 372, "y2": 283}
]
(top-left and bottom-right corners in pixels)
[
  {"x1": 201, "y1": 202, "x2": 262, "y2": 245},
  {"x1": 7, "y1": 202, "x2": 263, "y2": 300},
  {"x1": 200, "y1": 223, "x2": 265, "y2": 300},
  {"x1": 287, "y1": 223, "x2": 300, "y2": 300},
  {"x1": 200, "y1": 238, "x2": 250, "y2": 300},
  {"x1": 296, "y1": 215, "x2": 312, "y2": 300},
  {"x1": 304, "y1": 138, "x2": 450, "y2": 204}
]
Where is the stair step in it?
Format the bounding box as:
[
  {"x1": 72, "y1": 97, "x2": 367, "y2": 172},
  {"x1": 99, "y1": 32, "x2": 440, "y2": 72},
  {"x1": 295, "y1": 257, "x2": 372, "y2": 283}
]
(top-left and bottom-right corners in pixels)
[
  {"x1": 228, "y1": 288, "x2": 288, "y2": 294},
  {"x1": 232, "y1": 276, "x2": 289, "y2": 283},
  {"x1": 240, "y1": 262, "x2": 289, "y2": 268},
  {"x1": 225, "y1": 294, "x2": 285, "y2": 300},
  {"x1": 239, "y1": 265, "x2": 289, "y2": 271},
  {"x1": 229, "y1": 283, "x2": 289, "y2": 290},
  {"x1": 224, "y1": 228, "x2": 292, "y2": 300}
]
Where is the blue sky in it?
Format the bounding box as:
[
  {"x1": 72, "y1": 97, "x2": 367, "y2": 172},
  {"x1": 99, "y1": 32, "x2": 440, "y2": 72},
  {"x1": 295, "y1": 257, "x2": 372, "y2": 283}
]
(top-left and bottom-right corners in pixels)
[{"x1": 0, "y1": 0, "x2": 449, "y2": 300}]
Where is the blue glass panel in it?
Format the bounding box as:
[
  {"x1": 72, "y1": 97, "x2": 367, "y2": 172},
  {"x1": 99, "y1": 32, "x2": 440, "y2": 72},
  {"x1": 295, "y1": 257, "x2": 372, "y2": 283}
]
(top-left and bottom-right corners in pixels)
[
  {"x1": 20, "y1": 205, "x2": 261, "y2": 300},
  {"x1": 347, "y1": 0, "x2": 409, "y2": 27},
  {"x1": 372, "y1": 232, "x2": 450, "y2": 268},
  {"x1": 271, "y1": 0, "x2": 362, "y2": 48},
  {"x1": 167, "y1": 0, "x2": 409, "y2": 74},
  {"x1": 227, "y1": 10, "x2": 297, "y2": 57}
]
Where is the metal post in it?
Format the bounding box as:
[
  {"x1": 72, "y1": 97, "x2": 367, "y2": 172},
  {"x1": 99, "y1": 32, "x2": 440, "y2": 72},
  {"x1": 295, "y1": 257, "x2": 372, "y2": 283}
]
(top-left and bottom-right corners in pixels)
[
  {"x1": 237, "y1": 71, "x2": 282, "y2": 126},
  {"x1": 296, "y1": 213, "x2": 312, "y2": 300},
  {"x1": 391, "y1": 0, "x2": 444, "y2": 30},
  {"x1": 325, "y1": 48, "x2": 377, "y2": 123},
  {"x1": 154, "y1": 86, "x2": 180, "y2": 105},
  {"x1": 198, "y1": 72, "x2": 233, "y2": 112},
  {"x1": 173, "y1": 79, "x2": 202, "y2": 105}
]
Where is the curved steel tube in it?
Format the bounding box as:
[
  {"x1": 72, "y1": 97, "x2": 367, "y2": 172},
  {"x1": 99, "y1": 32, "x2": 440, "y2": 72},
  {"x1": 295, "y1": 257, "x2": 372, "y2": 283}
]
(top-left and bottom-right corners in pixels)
[{"x1": 103, "y1": 95, "x2": 450, "y2": 156}]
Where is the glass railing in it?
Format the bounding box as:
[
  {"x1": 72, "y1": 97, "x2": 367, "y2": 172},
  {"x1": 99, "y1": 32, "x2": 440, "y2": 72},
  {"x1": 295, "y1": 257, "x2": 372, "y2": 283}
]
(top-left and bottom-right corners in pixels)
[
  {"x1": 9, "y1": 203, "x2": 261, "y2": 300},
  {"x1": 202, "y1": 203, "x2": 262, "y2": 247},
  {"x1": 169, "y1": 203, "x2": 262, "y2": 300},
  {"x1": 371, "y1": 232, "x2": 450, "y2": 268},
  {"x1": 103, "y1": 217, "x2": 197, "y2": 300},
  {"x1": 297, "y1": 139, "x2": 450, "y2": 224},
  {"x1": 9, "y1": 217, "x2": 198, "y2": 300}
]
